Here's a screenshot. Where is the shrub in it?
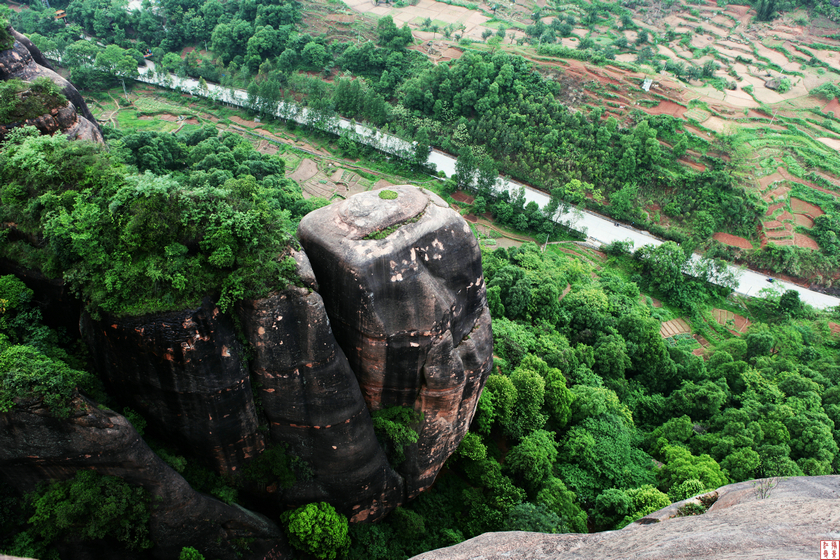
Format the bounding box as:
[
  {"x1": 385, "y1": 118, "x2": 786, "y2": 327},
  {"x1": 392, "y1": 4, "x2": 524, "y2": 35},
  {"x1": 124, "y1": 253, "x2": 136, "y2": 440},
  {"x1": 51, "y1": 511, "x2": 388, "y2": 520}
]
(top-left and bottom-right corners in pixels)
[
  {"x1": 24, "y1": 470, "x2": 153, "y2": 551},
  {"x1": 283, "y1": 502, "x2": 350, "y2": 560},
  {"x1": 179, "y1": 547, "x2": 205, "y2": 560},
  {"x1": 379, "y1": 189, "x2": 398, "y2": 200},
  {"x1": 371, "y1": 406, "x2": 421, "y2": 465},
  {"x1": 0, "y1": 78, "x2": 67, "y2": 124},
  {"x1": 0, "y1": 345, "x2": 89, "y2": 418},
  {"x1": 0, "y1": 17, "x2": 13, "y2": 51}
]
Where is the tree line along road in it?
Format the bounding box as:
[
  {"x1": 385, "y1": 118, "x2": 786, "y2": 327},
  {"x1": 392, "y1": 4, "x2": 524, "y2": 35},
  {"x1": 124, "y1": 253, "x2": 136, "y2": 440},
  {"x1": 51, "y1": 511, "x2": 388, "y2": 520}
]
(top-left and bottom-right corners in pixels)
[{"x1": 134, "y1": 63, "x2": 840, "y2": 310}]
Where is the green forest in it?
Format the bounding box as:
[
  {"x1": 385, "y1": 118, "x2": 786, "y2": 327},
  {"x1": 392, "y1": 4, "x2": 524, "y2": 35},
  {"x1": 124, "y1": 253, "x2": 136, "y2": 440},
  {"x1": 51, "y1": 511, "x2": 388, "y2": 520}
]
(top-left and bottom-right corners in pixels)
[
  {"x1": 7, "y1": 0, "x2": 840, "y2": 283},
  {"x1": 2, "y1": 0, "x2": 840, "y2": 556},
  {"x1": 1, "y1": 119, "x2": 839, "y2": 559}
]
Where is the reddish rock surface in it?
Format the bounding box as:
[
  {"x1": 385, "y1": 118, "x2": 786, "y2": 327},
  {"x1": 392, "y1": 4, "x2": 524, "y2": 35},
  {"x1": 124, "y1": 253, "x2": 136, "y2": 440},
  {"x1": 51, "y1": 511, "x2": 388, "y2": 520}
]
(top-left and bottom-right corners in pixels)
[
  {"x1": 80, "y1": 299, "x2": 263, "y2": 475},
  {"x1": 410, "y1": 476, "x2": 840, "y2": 560},
  {"x1": 0, "y1": 28, "x2": 103, "y2": 143},
  {"x1": 298, "y1": 185, "x2": 493, "y2": 499},
  {"x1": 236, "y1": 250, "x2": 403, "y2": 522},
  {"x1": 0, "y1": 393, "x2": 287, "y2": 560}
]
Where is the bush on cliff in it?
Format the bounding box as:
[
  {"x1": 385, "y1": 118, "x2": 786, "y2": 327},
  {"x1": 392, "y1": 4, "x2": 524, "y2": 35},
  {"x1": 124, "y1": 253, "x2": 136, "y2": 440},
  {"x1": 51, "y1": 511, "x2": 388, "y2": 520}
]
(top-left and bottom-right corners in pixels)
[
  {"x1": 282, "y1": 502, "x2": 350, "y2": 560},
  {"x1": 0, "y1": 78, "x2": 67, "y2": 126}
]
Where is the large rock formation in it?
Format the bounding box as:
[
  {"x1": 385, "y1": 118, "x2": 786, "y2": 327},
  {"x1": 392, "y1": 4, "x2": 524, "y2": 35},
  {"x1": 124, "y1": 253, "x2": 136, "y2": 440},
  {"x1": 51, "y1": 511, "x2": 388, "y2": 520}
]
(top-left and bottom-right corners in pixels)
[
  {"x1": 235, "y1": 250, "x2": 403, "y2": 522},
  {"x1": 0, "y1": 26, "x2": 103, "y2": 143},
  {"x1": 0, "y1": 393, "x2": 287, "y2": 560},
  {"x1": 298, "y1": 186, "x2": 493, "y2": 499},
  {"x1": 409, "y1": 475, "x2": 840, "y2": 560},
  {"x1": 3, "y1": 184, "x2": 491, "y2": 537},
  {"x1": 80, "y1": 298, "x2": 263, "y2": 474}
]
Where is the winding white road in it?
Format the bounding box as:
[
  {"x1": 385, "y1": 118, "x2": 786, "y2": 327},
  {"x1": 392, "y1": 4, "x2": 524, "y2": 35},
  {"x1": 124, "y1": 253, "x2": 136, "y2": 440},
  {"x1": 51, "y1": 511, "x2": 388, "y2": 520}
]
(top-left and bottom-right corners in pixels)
[{"x1": 133, "y1": 63, "x2": 840, "y2": 310}]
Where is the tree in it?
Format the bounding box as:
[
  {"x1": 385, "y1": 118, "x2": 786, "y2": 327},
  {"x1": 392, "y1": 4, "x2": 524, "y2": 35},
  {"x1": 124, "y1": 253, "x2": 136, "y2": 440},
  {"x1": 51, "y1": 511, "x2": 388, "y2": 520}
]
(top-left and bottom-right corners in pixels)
[
  {"x1": 455, "y1": 145, "x2": 477, "y2": 190},
  {"x1": 413, "y1": 126, "x2": 432, "y2": 166},
  {"x1": 283, "y1": 502, "x2": 350, "y2": 560},
  {"x1": 23, "y1": 470, "x2": 152, "y2": 552},
  {"x1": 505, "y1": 429, "x2": 558, "y2": 491},
  {"x1": 95, "y1": 45, "x2": 139, "y2": 100},
  {"x1": 377, "y1": 16, "x2": 412, "y2": 49},
  {"x1": 535, "y1": 477, "x2": 587, "y2": 533},
  {"x1": 657, "y1": 445, "x2": 728, "y2": 492}
]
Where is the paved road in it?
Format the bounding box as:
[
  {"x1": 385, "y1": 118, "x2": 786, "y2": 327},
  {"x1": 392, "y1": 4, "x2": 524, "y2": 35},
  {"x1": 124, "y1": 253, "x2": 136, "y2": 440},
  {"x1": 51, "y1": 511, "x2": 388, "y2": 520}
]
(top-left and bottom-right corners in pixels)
[{"x1": 133, "y1": 64, "x2": 840, "y2": 310}]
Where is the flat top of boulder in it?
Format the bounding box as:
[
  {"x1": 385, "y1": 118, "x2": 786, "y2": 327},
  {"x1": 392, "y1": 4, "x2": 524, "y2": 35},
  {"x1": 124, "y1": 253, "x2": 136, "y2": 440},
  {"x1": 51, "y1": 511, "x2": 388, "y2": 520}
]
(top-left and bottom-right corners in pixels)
[
  {"x1": 410, "y1": 475, "x2": 840, "y2": 560},
  {"x1": 334, "y1": 186, "x2": 448, "y2": 239}
]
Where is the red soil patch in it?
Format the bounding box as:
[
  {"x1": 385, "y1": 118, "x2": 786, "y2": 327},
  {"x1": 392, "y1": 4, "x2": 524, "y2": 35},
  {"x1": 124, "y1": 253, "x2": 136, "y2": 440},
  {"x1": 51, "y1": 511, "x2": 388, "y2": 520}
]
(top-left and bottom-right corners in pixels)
[
  {"x1": 727, "y1": 4, "x2": 751, "y2": 16},
  {"x1": 465, "y1": 214, "x2": 478, "y2": 223},
  {"x1": 747, "y1": 109, "x2": 770, "y2": 119},
  {"x1": 763, "y1": 185, "x2": 791, "y2": 202},
  {"x1": 794, "y1": 214, "x2": 815, "y2": 228},
  {"x1": 758, "y1": 171, "x2": 784, "y2": 189},
  {"x1": 763, "y1": 219, "x2": 789, "y2": 230},
  {"x1": 766, "y1": 227, "x2": 793, "y2": 237},
  {"x1": 794, "y1": 232, "x2": 820, "y2": 250},
  {"x1": 790, "y1": 197, "x2": 825, "y2": 218},
  {"x1": 823, "y1": 97, "x2": 840, "y2": 117},
  {"x1": 776, "y1": 210, "x2": 794, "y2": 222},
  {"x1": 765, "y1": 202, "x2": 785, "y2": 216},
  {"x1": 180, "y1": 46, "x2": 196, "y2": 59},
  {"x1": 777, "y1": 167, "x2": 839, "y2": 198},
  {"x1": 325, "y1": 14, "x2": 355, "y2": 22},
  {"x1": 644, "y1": 101, "x2": 687, "y2": 118},
  {"x1": 713, "y1": 309, "x2": 751, "y2": 335},
  {"x1": 680, "y1": 158, "x2": 706, "y2": 172},
  {"x1": 713, "y1": 232, "x2": 752, "y2": 249},
  {"x1": 452, "y1": 191, "x2": 475, "y2": 205},
  {"x1": 559, "y1": 283, "x2": 572, "y2": 301},
  {"x1": 230, "y1": 115, "x2": 261, "y2": 128},
  {"x1": 692, "y1": 348, "x2": 706, "y2": 357},
  {"x1": 829, "y1": 322, "x2": 840, "y2": 335},
  {"x1": 440, "y1": 47, "x2": 464, "y2": 61}
]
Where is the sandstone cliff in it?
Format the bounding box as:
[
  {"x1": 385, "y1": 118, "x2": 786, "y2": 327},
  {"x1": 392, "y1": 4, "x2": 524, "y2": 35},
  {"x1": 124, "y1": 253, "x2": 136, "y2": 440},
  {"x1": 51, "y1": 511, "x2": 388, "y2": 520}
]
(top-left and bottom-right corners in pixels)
[
  {"x1": 235, "y1": 249, "x2": 403, "y2": 522},
  {"x1": 80, "y1": 298, "x2": 263, "y2": 474},
  {"x1": 0, "y1": 392, "x2": 288, "y2": 560},
  {"x1": 65, "y1": 186, "x2": 491, "y2": 523},
  {"x1": 0, "y1": 26, "x2": 103, "y2": 143},
  {"x1": 409, "y1": 475, "x2": 840, "y2": 560},
  {"x1": 298, "y1": 186, "x2": 493, "y2": 499},
  {"x1": 2, "y1": 184, "x2": 492, "y2": 549}
]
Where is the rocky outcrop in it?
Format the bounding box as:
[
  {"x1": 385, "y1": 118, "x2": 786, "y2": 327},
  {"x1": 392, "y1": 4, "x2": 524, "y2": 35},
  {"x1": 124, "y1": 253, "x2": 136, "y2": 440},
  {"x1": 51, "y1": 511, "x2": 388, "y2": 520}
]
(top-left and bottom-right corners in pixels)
[
  {"x1": 0, "y1": 27, "x2": 103, "y2": 143},
  {"x1": 80, "y1": 298, "x2": 263, "y2": 475},
  {"x1": 236, "y1": 250, "x2": 403, "y2": 522},
  {"x1": 298, "y1": 186, "x2": 493, "y2": 499},
  {"x1": 0, "y1": 393, "x2": 288, "y2": 560},
  {"x1": 409, "y1": 475, "x2": 840, "y2": 560},
  {"x1": 4, "y1": 183, "x2": 491, "y2": 528}
]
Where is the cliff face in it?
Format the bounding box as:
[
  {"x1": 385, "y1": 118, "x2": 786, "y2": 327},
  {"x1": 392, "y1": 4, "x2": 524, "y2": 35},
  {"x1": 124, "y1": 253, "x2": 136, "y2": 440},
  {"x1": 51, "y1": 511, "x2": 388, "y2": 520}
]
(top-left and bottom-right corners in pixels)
[
  {"x1": 0, "y1": 393, "x2": 287, "y2": 560},
  {"x1": 4, "y1": 185, "x2": 491, "y2": 539},
  {"x1": 80, "y1": 298, "x2": 263, "y2": 475},
  {"x1": 0, "y1": 28, "x2": 103, "y2": 143},
  {"x1": 409, "y1": 476, "x2": 840, "y2": 560},
  {"x1": 236, "y1": 250, "x2": 403, "y2": 522},
  {"x1": 298, "y1": 186, "x2": 493, "y2": 498}
]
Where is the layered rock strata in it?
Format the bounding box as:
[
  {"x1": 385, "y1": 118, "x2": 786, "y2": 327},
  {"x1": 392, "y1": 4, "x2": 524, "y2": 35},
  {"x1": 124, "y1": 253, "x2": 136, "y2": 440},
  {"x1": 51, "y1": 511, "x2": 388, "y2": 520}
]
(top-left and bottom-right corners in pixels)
[
  {"x1": 80, "y1": 298, "x2": 262, "y2": 474},
  {"x1": 298, "y1": 185, "x2": 493, "y2": 498},
  {"x1": 236, "y1": 250, "x2": 403, "y2": 522},
  {"x1": 0, "y1": 27, "x2": 103, "y2": 143},
  {"x1": 0, "y1": 394, "x2": 287, "y2": 560}
]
